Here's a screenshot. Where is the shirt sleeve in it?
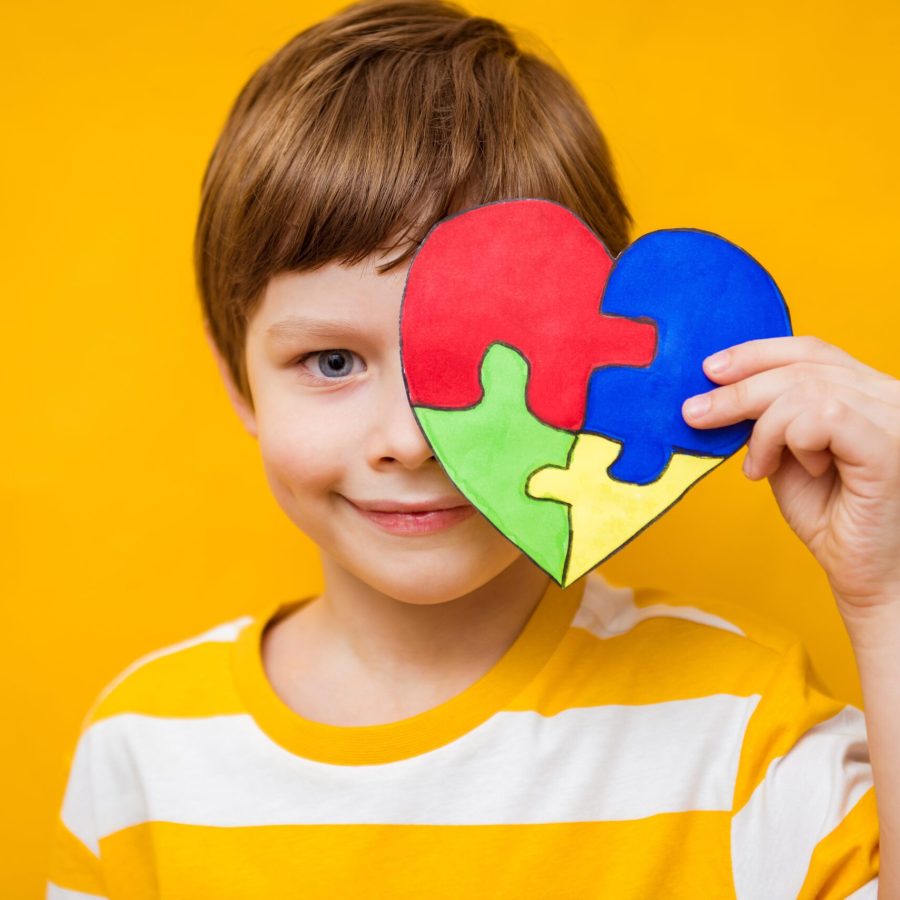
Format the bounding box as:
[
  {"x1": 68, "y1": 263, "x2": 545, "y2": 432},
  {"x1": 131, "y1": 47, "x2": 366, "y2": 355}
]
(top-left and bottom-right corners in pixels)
[
  {"x1": 47, "y1": 728, "x2": 109, "y2": 900},
  {"x1": 730, "y1": 640, "x2": 879, "y2": 899}
]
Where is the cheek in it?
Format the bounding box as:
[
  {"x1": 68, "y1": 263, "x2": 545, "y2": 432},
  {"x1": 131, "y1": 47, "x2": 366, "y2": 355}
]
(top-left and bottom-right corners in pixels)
[{"x1": 256, "y1": 413, "x2": 347, "y2": 502}]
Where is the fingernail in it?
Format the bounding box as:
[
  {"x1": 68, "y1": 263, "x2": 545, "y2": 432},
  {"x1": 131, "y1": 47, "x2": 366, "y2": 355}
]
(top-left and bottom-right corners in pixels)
[
  {"x1": 742, "y1": 454, "x2": 755, "y2": 478},
  {"x1": 704, "y1": 350, "x2": 730, "y2": 375},
  {"x1": 683, "y1": 394, "x2": 711, "y2": 419}
]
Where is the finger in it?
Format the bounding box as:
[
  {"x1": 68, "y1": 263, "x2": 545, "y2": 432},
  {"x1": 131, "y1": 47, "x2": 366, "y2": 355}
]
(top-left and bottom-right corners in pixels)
[
  {"x1": 701, "y1": 335, "x2": 886, "y2": 384},
  {"x1": 683, "y1": 363, "x2": 900, "y2": 430},
  {"x1": 744, "y1": 384, "x2": 899, "y2": 481},
  {"x1": 744, "y1": 393, "x2": 832, "y2": 480},
  {"x1": 744, "y1": 443, "x2": 833, "y2": 481}
]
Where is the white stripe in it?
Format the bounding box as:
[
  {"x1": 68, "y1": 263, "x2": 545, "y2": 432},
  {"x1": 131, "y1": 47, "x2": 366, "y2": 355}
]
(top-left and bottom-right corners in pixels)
[
  {"x1": 577, "y1": 575, "x2": 745, "y2": 638},
  {"x1": 845, "y1": 878, "x2": 878, "y2": 899},
  {"x1": 62, "y1": 616, "x2": 253, "y2": 854},
  {"x1": 731, "y1": 705, "x2": 872, "y2": 900},
  {"x1": 60, "y1": 729, "x2": 106, "y2": 861},
  {"x1": 47, "y1": 884, "x2": 107, "y2": 900},
  {"x1": 82, "y1": 693, "x2": 759, "y2": 838},
  {"x1": 60, "y1": 727, "x2": 103, "y2": 856}
]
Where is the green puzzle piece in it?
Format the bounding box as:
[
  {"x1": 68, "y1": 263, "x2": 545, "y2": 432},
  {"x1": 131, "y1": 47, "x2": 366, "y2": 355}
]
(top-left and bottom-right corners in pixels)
[{"x1": 413, "y1": 343, "x2": 575, "y2": 582}]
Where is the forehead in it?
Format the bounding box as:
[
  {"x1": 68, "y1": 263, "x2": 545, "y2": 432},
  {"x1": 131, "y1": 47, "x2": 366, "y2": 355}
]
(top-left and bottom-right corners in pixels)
[{"x1": 249, "y1": 257, "x2": 412, "y2": 343}]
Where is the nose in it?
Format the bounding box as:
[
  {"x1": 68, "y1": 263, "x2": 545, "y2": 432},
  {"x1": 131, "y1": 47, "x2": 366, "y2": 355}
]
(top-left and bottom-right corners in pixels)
[{"x1": 365, "y1": 359, "x2": 437, "y2": 470}]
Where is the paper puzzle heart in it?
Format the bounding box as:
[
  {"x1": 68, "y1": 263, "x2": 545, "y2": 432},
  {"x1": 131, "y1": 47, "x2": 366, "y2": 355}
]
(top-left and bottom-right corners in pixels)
[{"x1": 400, "y1": 199, "x2": 792, "y2": 586}]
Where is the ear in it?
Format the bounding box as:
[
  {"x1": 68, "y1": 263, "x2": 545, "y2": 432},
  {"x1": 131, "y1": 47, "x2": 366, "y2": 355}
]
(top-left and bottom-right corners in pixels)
[{"x1": 204, "y1": 327, "x2": 258, "y2": 439}]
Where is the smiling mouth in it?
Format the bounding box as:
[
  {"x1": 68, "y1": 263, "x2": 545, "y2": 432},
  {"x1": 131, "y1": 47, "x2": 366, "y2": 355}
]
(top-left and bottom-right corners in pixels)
[{"x1": 343, "y1": 497, "x2": 477, "y2": 535}]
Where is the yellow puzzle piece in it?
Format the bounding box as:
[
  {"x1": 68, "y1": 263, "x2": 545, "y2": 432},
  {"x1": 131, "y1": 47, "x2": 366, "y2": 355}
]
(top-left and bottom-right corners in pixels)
[{"x1": 527, "y1": 434, "x2": 724, "y2": 586}]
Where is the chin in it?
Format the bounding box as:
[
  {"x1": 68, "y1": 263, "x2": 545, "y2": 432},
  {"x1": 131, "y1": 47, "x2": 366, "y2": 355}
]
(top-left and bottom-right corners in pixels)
[{"x1": 342, "y1": 543, "x2": 522, "y2": 606}]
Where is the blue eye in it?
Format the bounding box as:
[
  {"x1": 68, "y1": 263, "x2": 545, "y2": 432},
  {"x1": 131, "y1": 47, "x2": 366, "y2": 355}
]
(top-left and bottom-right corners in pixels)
[{"x1": 313, "y1": 350, "x2": 357, "y2": 378}]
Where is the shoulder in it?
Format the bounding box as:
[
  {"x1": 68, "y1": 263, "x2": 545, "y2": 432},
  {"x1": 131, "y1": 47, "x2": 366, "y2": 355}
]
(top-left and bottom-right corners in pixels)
[
  {"x1": 54, "y1": 613, "x2": 257, "y2": 864},
  {"x1": 571, "y1": 572, "x2": 826, "y2": 699},
  {"x1": 577, "y1": 571, "x2": 802, "y2": 655},
  {"x1": 571, "y1": 573, "x2": 870, "y2": 801},
  {"x1": 81, "y1": 614, "x2": 255, "y2": 730}
]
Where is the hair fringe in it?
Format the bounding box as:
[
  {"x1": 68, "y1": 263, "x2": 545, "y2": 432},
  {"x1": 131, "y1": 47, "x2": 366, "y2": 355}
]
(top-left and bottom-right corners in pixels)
[{"x1": 195, "y1": 0, "x2": 632, "y2": 406}]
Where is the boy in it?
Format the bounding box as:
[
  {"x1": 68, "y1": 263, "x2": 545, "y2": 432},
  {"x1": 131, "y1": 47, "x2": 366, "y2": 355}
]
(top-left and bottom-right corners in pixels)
[{"x1": 49, "y1": 1, "x2": 898, "y2": 896}]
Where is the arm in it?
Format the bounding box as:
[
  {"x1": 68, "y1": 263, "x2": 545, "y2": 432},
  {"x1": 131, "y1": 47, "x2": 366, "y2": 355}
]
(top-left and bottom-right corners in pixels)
[
  {"x1": 682, "y1": 335, "x2": 900, "y2": 898},
  {"x1": 841, "y1": 602, "x2": 900, "y2": 899},
  {"x1": 48, "y1": 726, "x2": 108, "y2": 899}
]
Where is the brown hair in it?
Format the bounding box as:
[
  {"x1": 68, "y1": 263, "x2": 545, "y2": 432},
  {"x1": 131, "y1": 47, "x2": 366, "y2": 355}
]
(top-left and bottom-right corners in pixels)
[{"x1": 194, "y1": 0, "x2": 632, "y2": 407}]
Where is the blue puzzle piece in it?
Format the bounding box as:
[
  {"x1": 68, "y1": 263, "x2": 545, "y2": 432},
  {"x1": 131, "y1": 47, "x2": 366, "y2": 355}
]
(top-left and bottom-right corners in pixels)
[{"x1": 583, "y1": 229, "x2": 792, "y2": 485}]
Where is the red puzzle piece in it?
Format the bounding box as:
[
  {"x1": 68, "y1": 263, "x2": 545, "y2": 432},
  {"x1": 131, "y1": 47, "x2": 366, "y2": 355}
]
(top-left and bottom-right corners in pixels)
[{"x1": 401, "y1": 200, "x2": 658, "y2": 432}]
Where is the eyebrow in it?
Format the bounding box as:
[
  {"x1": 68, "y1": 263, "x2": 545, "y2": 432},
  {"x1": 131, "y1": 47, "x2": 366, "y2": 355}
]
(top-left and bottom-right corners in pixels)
[{"x1": 264, "y1": 314, "x2": 369, "y2": 344}]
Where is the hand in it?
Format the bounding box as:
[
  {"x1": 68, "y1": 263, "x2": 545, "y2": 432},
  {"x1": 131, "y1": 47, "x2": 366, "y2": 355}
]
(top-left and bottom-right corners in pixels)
[{"x1": 681, "y1": 336, "x2": 900, "y2": 624}]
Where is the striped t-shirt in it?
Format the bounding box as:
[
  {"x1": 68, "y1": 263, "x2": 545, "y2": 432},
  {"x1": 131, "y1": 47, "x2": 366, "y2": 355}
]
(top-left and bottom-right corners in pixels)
[{"x1": 48, "y1": 572, "x2": 879, "y2": 898}]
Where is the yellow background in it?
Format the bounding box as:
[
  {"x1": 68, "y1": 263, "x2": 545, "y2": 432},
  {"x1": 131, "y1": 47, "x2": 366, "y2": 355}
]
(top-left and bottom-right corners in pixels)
[{"x1": 4, "y1": 0, "x2": 898, "y2": 894}]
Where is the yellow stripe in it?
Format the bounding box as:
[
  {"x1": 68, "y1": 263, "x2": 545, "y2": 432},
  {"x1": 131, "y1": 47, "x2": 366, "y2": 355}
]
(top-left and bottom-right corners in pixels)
[
  {"x1": 631, "y1": 586, "x2": 798, "y2": 653},
  {"x1": 101, "y1": 812, "x2": 732, "y2": 899},
  {"x1": 731, "y1": 642, "x2": 847, "y2": 813},
  {"x1": 82, "y1": 587, "x2": 792, "y2": 726},
  {"x1": 84, "y1": 608, "x2": 788, "y2": 725},
  {"x1": 48, "y1": 819, "x2": 106, "y2": 896},
  {"x1": 512, "y1": 617, "x2": 778, "y2": 710},
  {"x1": 797, "y1": 786, "x2": 880, "y2": 898},
  {"x1": 87, "y1": 641, "x2": 244, "y2": 724}
]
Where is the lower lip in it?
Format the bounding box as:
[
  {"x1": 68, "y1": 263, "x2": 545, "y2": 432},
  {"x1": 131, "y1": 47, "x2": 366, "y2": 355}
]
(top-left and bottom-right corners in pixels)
[{"x1": 349, "y1": 501, "x2": 477, "y2": 535}]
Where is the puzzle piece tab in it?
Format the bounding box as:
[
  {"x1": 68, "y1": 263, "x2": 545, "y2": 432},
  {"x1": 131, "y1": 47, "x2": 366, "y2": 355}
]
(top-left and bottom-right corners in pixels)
[
  {"x1": 413, "y1": 343, "x2": 575, "y2": 582},
  {"x1": 527, "y1": 433, "x2": 723, "y2": 586},
  {"x1": 402, "y1": 200, "x2": 657, "y2": 431}
]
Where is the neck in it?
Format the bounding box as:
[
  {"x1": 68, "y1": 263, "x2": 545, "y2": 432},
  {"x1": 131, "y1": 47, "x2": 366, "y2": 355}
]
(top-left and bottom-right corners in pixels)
[{"x1": 308, "y1": 554, "x2": 551, "y2": 688}]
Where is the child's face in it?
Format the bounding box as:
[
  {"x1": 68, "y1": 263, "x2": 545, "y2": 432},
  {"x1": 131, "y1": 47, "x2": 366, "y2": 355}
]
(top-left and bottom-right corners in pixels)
[{"x1": 223, "y1": 254, "x2": 524, "y2": 603}]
